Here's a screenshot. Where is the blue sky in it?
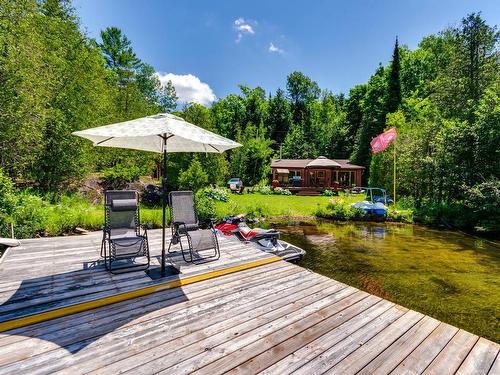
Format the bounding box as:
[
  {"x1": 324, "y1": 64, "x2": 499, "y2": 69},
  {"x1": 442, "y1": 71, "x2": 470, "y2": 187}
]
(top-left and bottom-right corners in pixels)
[{"x1": 73, "y1": 0, "x2": 499, "y2": 105}]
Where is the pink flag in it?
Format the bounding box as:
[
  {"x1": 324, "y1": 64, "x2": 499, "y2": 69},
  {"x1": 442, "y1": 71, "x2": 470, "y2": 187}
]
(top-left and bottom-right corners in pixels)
[{"x1": 370, "y1": 127, "x2": 397, "y2": 153}]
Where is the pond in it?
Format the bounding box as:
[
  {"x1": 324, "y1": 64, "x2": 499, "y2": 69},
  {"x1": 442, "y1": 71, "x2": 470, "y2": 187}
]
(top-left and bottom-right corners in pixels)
[{"x1": 276, "y1": 221, "x2": 500, "y2": 343}]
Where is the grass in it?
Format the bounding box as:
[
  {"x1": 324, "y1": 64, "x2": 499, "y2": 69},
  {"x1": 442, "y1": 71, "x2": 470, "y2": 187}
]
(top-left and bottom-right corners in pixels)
[{"x1": 214, "y1": 193, "x2": 363, "y2": 219}]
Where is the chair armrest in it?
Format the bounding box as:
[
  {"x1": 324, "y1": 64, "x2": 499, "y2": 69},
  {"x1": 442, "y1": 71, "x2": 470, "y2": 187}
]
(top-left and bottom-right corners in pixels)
[
  {"x1": 173, "y1": 221, "x2": 188, "y2": 234},
  {"x1": 199, "y1": 218, "x2": 216, "y2": 229}
]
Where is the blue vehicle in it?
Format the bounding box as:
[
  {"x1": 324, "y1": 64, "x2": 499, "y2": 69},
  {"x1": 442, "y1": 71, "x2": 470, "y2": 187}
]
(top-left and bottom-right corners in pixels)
[
  {"x1": 365, "y1": 188, "x2": 393, "y2": 205},
  {"x1": 351, "y1": 187, "x2": 391, "y2": 217}
]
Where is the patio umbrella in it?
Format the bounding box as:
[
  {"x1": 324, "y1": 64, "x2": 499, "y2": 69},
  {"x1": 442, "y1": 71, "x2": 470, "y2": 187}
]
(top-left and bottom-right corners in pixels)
[{"x1": 73, "y1": 113, "x2": 241, "y2": 278}]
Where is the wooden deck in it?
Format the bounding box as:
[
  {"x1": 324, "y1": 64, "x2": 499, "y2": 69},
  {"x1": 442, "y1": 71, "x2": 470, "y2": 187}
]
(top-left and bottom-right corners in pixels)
[{"x1": 0, "y1": 231, "x2": 498, "y2": 374}]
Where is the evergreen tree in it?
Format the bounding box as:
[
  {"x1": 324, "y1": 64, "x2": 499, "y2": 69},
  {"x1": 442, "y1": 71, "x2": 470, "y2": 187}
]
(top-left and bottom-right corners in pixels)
[
  {"x1": 158, "y1": 80, "x2": 178, "y2": 112},
  {"x1": 386, "y1": 37, "x2": 402, "y2": 113},
  {"x1": 286, "y1": 71, "x2": 320, "y2": 130},
  {"x1": 267, "y1": 89, "x2": 292, "y2": 148}
]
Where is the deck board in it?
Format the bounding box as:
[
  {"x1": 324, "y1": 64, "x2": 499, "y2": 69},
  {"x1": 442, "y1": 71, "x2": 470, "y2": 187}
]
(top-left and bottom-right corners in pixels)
[{"x1": 0, "y1": 231, "x2": 498, "y2": 374}]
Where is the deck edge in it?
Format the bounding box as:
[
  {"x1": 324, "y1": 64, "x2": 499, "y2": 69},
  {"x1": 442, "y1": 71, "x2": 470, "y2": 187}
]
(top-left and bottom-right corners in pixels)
[{"x1": 0, "y1": 255, "x2": 282, "y2": 332}]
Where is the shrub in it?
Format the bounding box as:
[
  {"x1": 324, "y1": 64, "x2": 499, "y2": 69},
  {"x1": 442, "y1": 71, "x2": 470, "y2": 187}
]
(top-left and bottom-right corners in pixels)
[
  {"x1": 0, "y1": 169, "x2": 18, "y2": 237},
  {"x1": 12, "y1": 193, "x2": 49, "y2": 238},
  {"x1": 388, "y1": 209, "x2": 413, "y2": 223},
  {"x1": 315, "y1": 199, "x2": 366, "y2": 220},
  {"x1": 255, "y1": 185, "x2": 273, "y2": 195},
  {"x1": 142, "y1": 184, "x2": 162, "y2": 207},
  {"x1": 322, "y1": 189, "x2": 337, "y2": 197},
  {"x1": 102, "y1": 164, "x2": 142, "y2": 189},
  {"x1": 463, "y1": 180, "x2": 500, "y2": 234},
  {"x1": 178, "y1": 158, "x2": 209, "y2": 192},
  {"x1": 272, "y1": 187, "x2": 292, "y2": 195},
  {"x1": 194, "y1": 191, "x2": 216, "y2": 223},
  {"x1": 198, "y1": 187, "x2": 229, "y2": 202}
]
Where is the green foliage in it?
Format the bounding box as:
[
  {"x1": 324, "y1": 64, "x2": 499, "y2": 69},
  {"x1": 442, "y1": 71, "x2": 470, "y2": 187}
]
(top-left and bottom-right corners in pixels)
[
  {"x1": 0, "y1": 169, "x2": 17, "y2": 235},
  {"x1": 178, "y1": 158, "x2": 209, "y2": 192},
  {"x1": 322, "y1": 189, "x2": 337, "y2": 197},
  {"x1": 463, "y1": 180, "x2": 500, "y2": 233},
  {"x1": 230, "y1": 124, "x2": 274, "y2": 186},
  {"x1": 268, "y1": 88, "x2": 292, "y2": 146},
  {"x1": 386, "y1": 37, "x2": 402, "y2": 113},
  {"x1": 102, "y1": 164, "x2": 142, "y2": 189},
  {"x1": 11, "y1": 193, "x2": 49, "y2": 239},
  {"x1": 198, "y1": 187, "x2": 230, "y2": 202},
  {"x1": 194, "y1": 190, "x2": 216, "y2": 222},
  {"x1": 272, "y1": 187, "x2": 292, "y2": 195},
  {"x1": 315, "y1": 199, "x2": 366, "y2": 220}
]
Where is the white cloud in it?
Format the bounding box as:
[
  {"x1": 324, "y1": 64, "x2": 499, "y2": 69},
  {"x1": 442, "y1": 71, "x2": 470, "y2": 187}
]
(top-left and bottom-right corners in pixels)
[
  {"x1": 234, "y1": 17, "x2": 255, "y2": 43},
  {"x1": 268, "y1": 42, "x2": 284, "y2": 54},
  {"x1": 156, "y1": 73, "x2": 216, "y2": 105}
]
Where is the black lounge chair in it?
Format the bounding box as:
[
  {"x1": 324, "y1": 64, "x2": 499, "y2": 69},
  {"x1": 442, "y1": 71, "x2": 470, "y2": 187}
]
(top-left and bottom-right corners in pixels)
[
  {"x1": 167, "y1": 191, "x2": 220, "y2": 263},
  {"x1": 101, "y1": 190, "x2": 150, "y2": 273}
]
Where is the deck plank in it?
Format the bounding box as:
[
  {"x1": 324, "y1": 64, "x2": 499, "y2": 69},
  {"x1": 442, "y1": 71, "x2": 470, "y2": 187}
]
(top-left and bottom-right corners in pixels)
[
  {"x1": 0, "y1": 232, "x2": 498, "y2": 375},
  {"x1": 390, "y1": 322, "x2": 459, "y2": 375},
  {"x1": 456, "y1": 338, "x2": 500, "y2": 375},
  {"x1": 258, "y1": 300, "x2": 395, "y2": 375},
  {"x1": 357, "y1": 315, "x2": 441, "y2": 374},
  {"x1": 422, "y1": 329, "x2": 479, "y2": 374},
  {"x1": 45, "y1": 278, "x2": 337, "y2": 374},
  {"x1": 0, "y1": 265, "x2": 303, "y2": 365},
  {"x1": 92, "y1": 279, "x2": 352, "y2": 375},
  {"x1": 290, "y1": 305, "x2": 409, "y2": 375},
  {"x1": 324, "y1": 310, "x2": 424, "y2": 374}
]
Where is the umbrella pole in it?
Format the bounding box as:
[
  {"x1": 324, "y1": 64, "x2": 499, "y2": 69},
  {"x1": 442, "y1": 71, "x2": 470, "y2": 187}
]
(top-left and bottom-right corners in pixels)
[{"x1": 161, "y1": 145, "x2": 167, "y2": 276}]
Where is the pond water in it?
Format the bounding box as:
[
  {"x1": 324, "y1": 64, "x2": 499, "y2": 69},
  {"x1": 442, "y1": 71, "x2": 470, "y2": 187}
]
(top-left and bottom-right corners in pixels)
[{"x1": 276, "y1": 221, "x2": 500, "y2": 343}]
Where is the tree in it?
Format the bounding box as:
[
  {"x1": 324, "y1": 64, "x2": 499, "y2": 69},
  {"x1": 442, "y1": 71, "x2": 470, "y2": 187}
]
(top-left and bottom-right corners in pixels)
[
  {"x1": 99, "y1": 26, "x2": 141, "y2": 83},
  {"x1": 230, "y1": 124, "x2": 274, "y2": 185},
  {"x1": 158, "y1": 80, "x2": 178, "y2": 112},
  {"x1": 286, "y1": 71, "x2": 320, "y2": 128},
  {"x1": 210, "y1": 94, "x2": 246, "y2": 139},
  {"x1": 350, "y1": 65, "x2": 388, "y2": 177},
  {"x1": 386, "y1": 37, "x2": 402, "y2": 113},
  {"x1": 432, "y1": 13, "x2": 499, "y2": 122},
  {"x1": 180, "y1": 103, "x2": 229, "y2": 185},
  {"x1": 282, "y1": 124, "x2": 316, "y2": 159},
  {"x1": 267, "y1": 89, "x2": 292, "y2": 148},
  {"x1": 239, "y1": 85, "x2": 268, "y2": 131},
  {"x1": 344, "y1": 84, "x2": 367, "y2": 153},
  {"x1": 178, "y1": 157, "x2": 209, "y2": 191}
]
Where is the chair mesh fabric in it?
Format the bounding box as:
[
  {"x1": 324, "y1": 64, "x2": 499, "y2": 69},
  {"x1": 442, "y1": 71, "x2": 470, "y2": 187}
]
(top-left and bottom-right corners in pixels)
[
  {"x1": 169, "y1": 191, "x2": 198, "y2": 229},
  {"x1": 184, "y1": 229, "x2": 217, "y2": 252},
  {"x1": 104, "y1": 190, "x2": 147, "y2": 258}
]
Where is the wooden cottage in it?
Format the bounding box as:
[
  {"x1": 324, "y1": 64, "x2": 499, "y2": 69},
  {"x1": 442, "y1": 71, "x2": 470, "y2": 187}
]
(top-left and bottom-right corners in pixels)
[{"x1": 271, "y1": 156, "x2": 365, "y2": 192}]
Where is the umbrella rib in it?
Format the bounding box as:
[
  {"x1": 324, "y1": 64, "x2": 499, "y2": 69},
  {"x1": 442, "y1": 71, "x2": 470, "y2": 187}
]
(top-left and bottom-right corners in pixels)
[
  {"x1": 209, "y1": 144, "x2": 220, "y2": 152},
  {"x1": 96, "y1": 137, "x2": 114, "y2": 145}
]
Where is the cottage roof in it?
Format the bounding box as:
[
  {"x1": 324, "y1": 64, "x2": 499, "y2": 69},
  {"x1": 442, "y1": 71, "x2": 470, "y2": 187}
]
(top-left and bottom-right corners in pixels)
[
  {"x1": 271, "y1": 158, "x2": 365, "y2": 169},
  {"x1": 306, "y1": 156, "x2": 341, "y2": 168}
]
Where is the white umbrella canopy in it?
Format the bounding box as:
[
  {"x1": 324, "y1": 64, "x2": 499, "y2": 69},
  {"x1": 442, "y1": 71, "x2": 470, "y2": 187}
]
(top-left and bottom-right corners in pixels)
[
  {"x1": 73, "y1": 113, "x2": 241, "y2": 153},
  {"x1": 73, "y1": 113, "x2": 241, "y2": 279}
]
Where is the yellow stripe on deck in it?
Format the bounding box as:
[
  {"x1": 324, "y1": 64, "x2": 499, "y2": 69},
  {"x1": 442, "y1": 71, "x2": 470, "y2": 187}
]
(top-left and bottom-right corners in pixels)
[{"x1": 0, "y1": 256, "x2": 282, "y2": 332}]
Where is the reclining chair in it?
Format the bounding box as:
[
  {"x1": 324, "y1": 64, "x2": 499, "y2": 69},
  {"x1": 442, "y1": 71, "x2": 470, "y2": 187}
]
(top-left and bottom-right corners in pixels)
[
  {"x1": 101, "y1": 190, "x2": 150, "y2": 273},
  {"x1": 168, "y1": 191, "x2": 220, "y2": 263}
]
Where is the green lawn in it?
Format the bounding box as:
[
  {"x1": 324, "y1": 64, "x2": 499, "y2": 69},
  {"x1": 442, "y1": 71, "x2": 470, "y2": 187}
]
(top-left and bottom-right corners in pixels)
[{"x1": 214, "y1": 193, "x2": 363, "y2": 219}]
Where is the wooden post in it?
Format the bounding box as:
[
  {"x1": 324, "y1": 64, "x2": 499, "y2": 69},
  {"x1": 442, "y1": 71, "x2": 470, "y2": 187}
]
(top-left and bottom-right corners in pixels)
[{"x1": 10, "y1": 222, "x2": 14, "y2": 239}]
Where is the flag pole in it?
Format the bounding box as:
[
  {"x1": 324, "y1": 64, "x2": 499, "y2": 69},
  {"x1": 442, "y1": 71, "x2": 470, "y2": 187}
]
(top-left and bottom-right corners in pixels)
[{"x1": 393, "y1": 135, "x2": 396, "y2": 207}]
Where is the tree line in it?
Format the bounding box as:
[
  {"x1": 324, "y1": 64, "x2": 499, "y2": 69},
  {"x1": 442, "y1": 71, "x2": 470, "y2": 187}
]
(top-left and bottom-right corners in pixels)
[{"x1": 0, "y1": 1, "x2": 499, "y2": 232}]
